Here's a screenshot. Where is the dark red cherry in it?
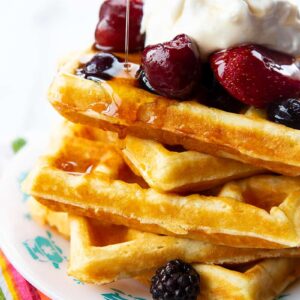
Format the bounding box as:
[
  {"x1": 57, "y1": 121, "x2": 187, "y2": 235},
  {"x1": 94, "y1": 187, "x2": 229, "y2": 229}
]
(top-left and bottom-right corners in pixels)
[
  {"x1": 210, "y1": 44, "x2": 300, "y2": 107},
  {"x1": 138, "y1": 34, "x2": 201, "y2": 99},
  {"x1": 95, "y1": 0, "x2": 145, "y2": 52}
]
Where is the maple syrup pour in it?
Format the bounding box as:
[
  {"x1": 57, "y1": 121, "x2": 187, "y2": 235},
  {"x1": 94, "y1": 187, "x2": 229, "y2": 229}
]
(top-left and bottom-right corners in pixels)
[
  {"x1": 124, "y1": 0, "x2": 131, "y2": 73},
  {"x1": 75, "y1": 47, "x2": 178, "y2": 129},
  {"x1": 80, "y1": 25, "x2": 171, "y2": 125}
]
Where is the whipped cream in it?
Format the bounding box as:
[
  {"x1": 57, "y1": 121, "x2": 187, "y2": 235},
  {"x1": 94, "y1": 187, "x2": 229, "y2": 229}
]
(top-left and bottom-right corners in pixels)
[{"x1": 141, "y1": 0, "x2": 300, "y2": 59}]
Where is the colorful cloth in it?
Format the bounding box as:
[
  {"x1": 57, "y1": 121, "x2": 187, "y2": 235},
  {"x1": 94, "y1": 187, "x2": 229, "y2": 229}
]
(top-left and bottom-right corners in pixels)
[{"x1": 0, "y1": 251, "x2": 50, "y2": 300}]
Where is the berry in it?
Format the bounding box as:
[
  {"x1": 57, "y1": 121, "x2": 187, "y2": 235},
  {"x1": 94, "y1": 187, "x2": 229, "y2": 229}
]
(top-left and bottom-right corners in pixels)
[
  {"x1": 210, "y1": 44, "x2": 300, "y2": 107},
  {"x1": 267, "y1": 98, "x2": 300, "y2": 129},
  {"x1": 76, "y1": 53, "x2": 122, "y2": 81},
  {"x1": 137, "y1": 34, "x2": 201, "y2": 99},
  {"x1": 95, "y1": 0, "x2": 145, "y2": 52},
  {"x1": 136, "y1": 68, "x2": 157, "y2": 94},
  {"x1": 200, "y1": 64, "x2": 244, "y2": 113},
  {"x1": 150, "y1": 259, "x2": 200, "y2": 300}
]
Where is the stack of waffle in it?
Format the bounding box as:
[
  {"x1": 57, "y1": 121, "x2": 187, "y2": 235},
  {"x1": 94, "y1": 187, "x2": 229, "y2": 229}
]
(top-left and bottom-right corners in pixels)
[{"x1": 23, "y1": 49, "x2": 300, "y2": 299}]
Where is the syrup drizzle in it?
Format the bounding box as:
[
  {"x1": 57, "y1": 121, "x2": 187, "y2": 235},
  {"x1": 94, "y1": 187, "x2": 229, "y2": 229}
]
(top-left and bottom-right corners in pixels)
[{"x1": 124, "y1": 0, "x2": 131, "y2": 72}]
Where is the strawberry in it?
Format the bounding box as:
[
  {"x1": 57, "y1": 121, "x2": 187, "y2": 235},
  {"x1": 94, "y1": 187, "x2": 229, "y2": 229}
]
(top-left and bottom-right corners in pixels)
[{"x1": 210, "y1": 44, "x2": 300, "y2": 107}]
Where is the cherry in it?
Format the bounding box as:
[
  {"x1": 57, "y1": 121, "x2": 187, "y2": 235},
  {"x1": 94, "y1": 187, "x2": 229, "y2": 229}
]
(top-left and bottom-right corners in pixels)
[
  {"x1": 267, "y1": 98, "x2": 300, "y2": 129},
  {"x1": 76, "y1": 53, "x2": 122, "y2": 81},
  {"x1": 210, "y1": 44, "x2": 300, "y2": 107},
  {"x1": 137, "y1": 34, "x2": 201, "y2": 99},
  {"x1": 95, "y1": 0, "x2": 145, "y2": 52}
]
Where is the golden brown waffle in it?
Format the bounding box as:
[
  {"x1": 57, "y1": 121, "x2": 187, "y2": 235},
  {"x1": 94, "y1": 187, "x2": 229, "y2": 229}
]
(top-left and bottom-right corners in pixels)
[
  {"x1": 48, "y1": 48, "x2": 300, "y2": 176},
  {"x1": 38, "y1": 121, "x2": 126, "y2": 180},
  {"x1": 56, "y1": 121, "x2": 261, "y2": 193},
  {"x1": 122, "y1": 135, "x2": 262, "y2": 193},
  {"x1": 195, "y1": 259, "x2": 300, "y2": 300},
  {"x1": 63, "y1": 120, "x2": 264, "y2": 193},
  {"x1": 23, "y1": 122, "x2": 300, "y2": 248},
  {"x1": 68, "y1": 216, "x2": 300, "y2": 287},
  {"x1": 218, "y1": 175, "x2": 300, "y2": 208},
  {"x1": 68, "y1": 217, "x2": 300, "y2": 287},
  {"x1": 28, "y1": 197, "x2": 70, "y2": 238},
  {"x1": 28, "y1": 197, "x2": 300, "y2": 293}
]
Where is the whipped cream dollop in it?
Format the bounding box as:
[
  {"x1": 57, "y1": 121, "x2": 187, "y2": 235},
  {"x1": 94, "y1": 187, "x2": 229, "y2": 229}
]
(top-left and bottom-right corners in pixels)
[{"x1": 141, "y1": 0, "x2": 300, "y2": 59}]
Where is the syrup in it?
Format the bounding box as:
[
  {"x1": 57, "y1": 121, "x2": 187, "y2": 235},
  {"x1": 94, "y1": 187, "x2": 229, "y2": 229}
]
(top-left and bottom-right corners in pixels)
[
  {"x1": 124, "y1": 0, "x2": 131, "y2": 72},
  {"x1": 56, "y1": 158, "x2": 95, "y2": 175},
  {"x1": 75, "y1": 48, "x2": 175, "y2": 129},
  {"x1": 77, "y1": 0, "x2": 172, "y2": 128}
]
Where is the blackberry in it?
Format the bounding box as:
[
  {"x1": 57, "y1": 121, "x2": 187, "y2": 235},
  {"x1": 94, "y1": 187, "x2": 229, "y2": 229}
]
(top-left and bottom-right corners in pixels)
[
  {"x1": 76, "y1": 53, "x2": 122, "y2": 81},
  {"x1": 267, "y1": 98, "x2": 300, "y2": 129},
  {"x1": 200, "y1": 63, "x2": 244, "y2": 113},
  {"x1": 150, "y1": 259, "x2": 200, "y2": 300}
]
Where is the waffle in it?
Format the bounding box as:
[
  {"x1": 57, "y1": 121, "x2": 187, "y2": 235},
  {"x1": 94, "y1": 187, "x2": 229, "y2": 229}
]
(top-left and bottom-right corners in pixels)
[
  {"x1": 122, "y1": 135, "x2": 262, "y2": 193},
  {"x1": 23, "y1": 122, "x2": 300, "y2": 248},
  {"x1": 28, "y1": 198, "x2": 300, "y2": 291},
  {"x1": 61, "y1": 120, "x2": 263, "y2": 193},
  {"x1": 55, "y1": 121, "x2": 262, "y2": 193},
  {"x1": 38, "y1": 121, "x2": 126, "y2": 180},
  {"x1": 48, "y1": 48, "x2": 300, "y2": 176},
  {"x1": 28, "y1": 197, "x2": 70, "y2": 238},
  {"x1": 68, "y1": 216, "x2": 300, "y2": 290}
]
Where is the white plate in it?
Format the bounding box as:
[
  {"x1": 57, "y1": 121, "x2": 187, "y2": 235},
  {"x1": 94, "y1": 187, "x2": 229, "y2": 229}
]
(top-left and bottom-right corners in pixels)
[{"x1": 0, "y1": 136, "x2": 300, "y2": 300}]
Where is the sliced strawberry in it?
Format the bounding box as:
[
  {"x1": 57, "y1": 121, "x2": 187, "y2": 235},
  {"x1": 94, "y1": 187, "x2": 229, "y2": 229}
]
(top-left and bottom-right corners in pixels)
[{"x1": 210, "y1": 44, "x2": 300, "y2": 107}]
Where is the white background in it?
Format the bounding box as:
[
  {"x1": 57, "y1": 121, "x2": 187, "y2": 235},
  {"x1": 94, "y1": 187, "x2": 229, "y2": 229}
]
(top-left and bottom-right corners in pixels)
[{"x1": 0, "y1": 0, "x2": 101, "y2": 139}]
